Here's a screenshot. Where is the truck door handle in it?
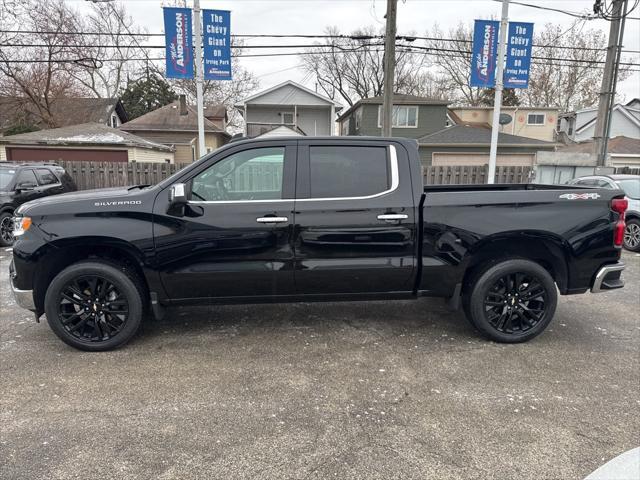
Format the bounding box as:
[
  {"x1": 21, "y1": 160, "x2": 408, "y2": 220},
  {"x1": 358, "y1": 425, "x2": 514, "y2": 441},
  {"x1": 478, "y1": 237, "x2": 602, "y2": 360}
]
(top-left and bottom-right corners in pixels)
[
  {"x1": 377, "y1": 214, "x2": 408, "y2": 222},
  {"x1": 256, "y1": 216, "x2": 288, "y2": 223}
]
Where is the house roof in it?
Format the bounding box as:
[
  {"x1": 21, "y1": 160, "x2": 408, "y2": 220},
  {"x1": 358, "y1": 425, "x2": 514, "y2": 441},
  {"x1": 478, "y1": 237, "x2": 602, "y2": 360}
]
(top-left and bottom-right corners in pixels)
[
  {"x1": 257, "y1": 125, "x2": 305, "y2": 138},
  {"x1": 575, "y1": 103, "x2": 640, "y2": 134},
  {"x1": 203, "y1": 104, "x2": 227, "y2": 121},
  {"x1": 558, "y1": 136, "x2": 640, "y2": 155},
  {"x1": 235, "y1": 80, "x2": 342, "y2": 109},
  {"x1": 0, "y1": 122, "x2": 172, "y2": 152},
  {"x1": 119, "y1": 101, "x2": 229, "y2": 136},
  {"x1": 337, "y1": 94, "x2": 450, "y2": 122},
  {"x1": 418, "y1": 125, "x2": 556, "y2": 148},
  {"x1": 0, "y1": 97, "x2": 127, "y2": 130}
]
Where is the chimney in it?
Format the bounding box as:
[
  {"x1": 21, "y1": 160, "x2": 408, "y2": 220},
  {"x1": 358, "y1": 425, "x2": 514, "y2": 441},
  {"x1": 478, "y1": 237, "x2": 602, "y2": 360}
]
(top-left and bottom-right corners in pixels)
[{"x1": 179, "y1": 94, "x2": 188, "y2": 116}]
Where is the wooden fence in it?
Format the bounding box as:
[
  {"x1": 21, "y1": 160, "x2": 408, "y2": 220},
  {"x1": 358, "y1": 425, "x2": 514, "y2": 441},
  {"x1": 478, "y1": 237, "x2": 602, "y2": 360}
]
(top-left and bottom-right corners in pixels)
[
  {"x1": 614, "y1": 167, "x2": 640, "y2": 175},
  {"x1": 57, "y1": 160, "x2": 533, "y2": 191},
  {"x1": 423, "y1": 165, "x2": 532, "y2": 185},
  {"x1": 57, "y1": 161, "x2": 190, "y2": 190}
]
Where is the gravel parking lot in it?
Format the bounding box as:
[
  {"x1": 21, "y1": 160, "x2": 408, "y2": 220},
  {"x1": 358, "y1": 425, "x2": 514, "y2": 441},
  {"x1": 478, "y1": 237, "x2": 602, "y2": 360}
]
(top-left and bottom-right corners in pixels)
[{"x1": 1, "y1": 250, "x2": 638, "y2": 480}]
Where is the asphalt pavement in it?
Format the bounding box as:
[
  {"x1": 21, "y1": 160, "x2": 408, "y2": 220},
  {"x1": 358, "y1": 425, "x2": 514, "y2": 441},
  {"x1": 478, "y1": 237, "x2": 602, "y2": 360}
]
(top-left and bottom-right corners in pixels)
[{"x1": 1, "y1": 249, "x2": 638, "y2": 480}]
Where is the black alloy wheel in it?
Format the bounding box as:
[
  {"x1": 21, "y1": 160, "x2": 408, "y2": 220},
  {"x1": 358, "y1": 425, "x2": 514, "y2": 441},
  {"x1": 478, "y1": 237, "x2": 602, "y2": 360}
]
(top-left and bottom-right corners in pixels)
[
  {"x1": 45, "y1": 261, "x2": 144, "y2": 351},
  {"x1": 483, "y1": 272, "x2": 547, "y2": 335},
  {"x1": 0, "y1": 213, "x2": 13, "y2": 247},
  {"x1": 57, "y1": 275, "x2": 129, "y2": 342},
  {"x1": 464, "y1": 259, "x2": 557, "y2": 343}
]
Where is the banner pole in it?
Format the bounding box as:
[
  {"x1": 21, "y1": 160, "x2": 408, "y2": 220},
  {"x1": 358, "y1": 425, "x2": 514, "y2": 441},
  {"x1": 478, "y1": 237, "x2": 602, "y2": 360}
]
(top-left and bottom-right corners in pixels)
[
  {"x1": 193, "y1": 0, "x2": 206, "y2": 159},
  {"x1": 487, "y1": 0, "x2": 509, "y2": 185}
]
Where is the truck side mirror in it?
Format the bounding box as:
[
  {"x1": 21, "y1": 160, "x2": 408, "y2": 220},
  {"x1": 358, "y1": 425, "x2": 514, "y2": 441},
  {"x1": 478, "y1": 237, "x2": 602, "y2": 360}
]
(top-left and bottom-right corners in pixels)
[{"x1": 169, "y1": 183, "x2": 187, "y2": 206}]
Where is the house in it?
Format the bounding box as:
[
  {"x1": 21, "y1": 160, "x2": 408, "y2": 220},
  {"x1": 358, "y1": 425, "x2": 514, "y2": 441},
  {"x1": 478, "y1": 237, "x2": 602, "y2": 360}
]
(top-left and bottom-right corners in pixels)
[
  {"x1": 235, "y1": 80, "x2": 342, "y2": 137},
  {"x1": 417, "y1": 125, "x2": 556, "y2": 167},
  {"x1": 0, "y1": 97, "x2": 128, "y2": 134},
  {"x1": 449, "y1": 106, "x2": 559, "y2": 142},
  {"x1": 337, "y1": 94, "x2": 450, "y2": 138},
  {"x1": 558, "y1": 99, "x2": 640, "y2": 142},
  {"x1": 119, "y1": 96, "x2": 230, "y2": 163},
  {"x1": 0, "y1": 123, "x2": 174, "y2": 163}
]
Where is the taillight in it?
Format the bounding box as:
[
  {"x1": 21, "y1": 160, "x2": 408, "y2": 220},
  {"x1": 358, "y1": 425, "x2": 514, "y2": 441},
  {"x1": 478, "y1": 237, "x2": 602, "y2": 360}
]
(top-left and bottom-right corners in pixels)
[
  {"x1": 611, "y1": 198, "x2": 628, "y2": 215},
  {"x1": 611, "y1": 198, "x2": 628, "y2": 247}
]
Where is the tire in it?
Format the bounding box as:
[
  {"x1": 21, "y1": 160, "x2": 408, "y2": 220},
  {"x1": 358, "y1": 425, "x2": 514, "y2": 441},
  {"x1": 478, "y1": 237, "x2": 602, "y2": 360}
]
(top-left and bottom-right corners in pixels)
[
  {"x1": 462, "y1": 259, "x2": 557, "y2": 343},
  {"x1": 44, "y1": 261, "x2": 144, "y2": 351},
  {"x1": 623, "y1": 218, "x2": 640, "y2": 252},
  {"x1": 0, "y1": 211, "x2": 14, "y2": 247}
]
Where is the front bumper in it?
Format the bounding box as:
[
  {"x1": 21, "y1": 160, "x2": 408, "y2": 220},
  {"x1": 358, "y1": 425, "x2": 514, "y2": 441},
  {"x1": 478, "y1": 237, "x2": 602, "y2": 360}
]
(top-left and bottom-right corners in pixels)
[
  {"x1": 9, "y1": 260, "x2": 35, "y2": 311},
  {"x1": 591, "y1": 263, "x2": 625, "y2": 293}
]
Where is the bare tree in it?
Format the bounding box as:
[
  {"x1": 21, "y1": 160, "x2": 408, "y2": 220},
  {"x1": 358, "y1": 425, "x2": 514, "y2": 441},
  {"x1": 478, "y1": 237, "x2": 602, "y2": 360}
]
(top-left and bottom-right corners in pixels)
[
  {"x1": 523, "y1": 22, "x2": 631, "y2": 112},
  {"x1": 300, "y1": 26, "x2": 433, "y2": 107},
  {"x1": 67, "y1": 2, "x2": 148, "y2": 98},
  {"x1": 0, "y1": 0, "x2": 85, "y2": 128},
  {"x1": 424, "y1": 21, "x2": 632, "y2": 111}
]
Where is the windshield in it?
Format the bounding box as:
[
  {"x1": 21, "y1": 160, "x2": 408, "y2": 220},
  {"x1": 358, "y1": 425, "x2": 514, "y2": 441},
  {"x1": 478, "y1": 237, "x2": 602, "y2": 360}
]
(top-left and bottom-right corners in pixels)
[
  {"x1": 0, "y1": 168, "x2": 16, "y2": 190},
  {"x1": 616, "y1": 179, "x2": 640, "y2": 200}
]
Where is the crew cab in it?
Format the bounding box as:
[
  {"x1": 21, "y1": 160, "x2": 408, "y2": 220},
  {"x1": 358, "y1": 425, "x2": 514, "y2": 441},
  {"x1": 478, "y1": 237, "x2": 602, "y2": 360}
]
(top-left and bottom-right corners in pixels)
[{"x1": 9, "y1": 137, "x2": 627, "y2": 351}]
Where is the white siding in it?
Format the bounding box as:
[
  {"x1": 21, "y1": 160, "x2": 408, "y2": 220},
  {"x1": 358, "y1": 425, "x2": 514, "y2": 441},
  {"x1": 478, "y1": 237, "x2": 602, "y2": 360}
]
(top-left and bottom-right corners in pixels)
[
  {"x1": 576, "y1": 110, "x2": 640, "y2": 142},
  {"x1": 249, "y1": 84, "x2": 332, "y2": 106},
  {"x1": 0, "y1": 146, "x2": 6, "y2": 162}
]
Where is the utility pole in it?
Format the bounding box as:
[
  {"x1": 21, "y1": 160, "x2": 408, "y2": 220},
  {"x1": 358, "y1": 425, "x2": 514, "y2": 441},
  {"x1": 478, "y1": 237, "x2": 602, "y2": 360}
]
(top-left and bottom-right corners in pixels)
[
  {"x1": 382, "y1": 0, "x2": 397, "y2": 138},
  {"x1": 593, "y1": 0, "x2": 627, "y2": 166},
  {"x1": 193, "y1": 0, "x2": 206, "y2": 158},
  {"x1": 487, "y1": 0, "x2": 509, "y2": 185}
]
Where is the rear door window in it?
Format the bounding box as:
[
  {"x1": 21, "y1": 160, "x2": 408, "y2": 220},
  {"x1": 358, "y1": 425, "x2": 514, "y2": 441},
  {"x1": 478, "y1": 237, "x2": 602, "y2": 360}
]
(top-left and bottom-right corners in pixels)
[
  {"x1": 308, "y1": 146, "x2": 390, "y2": 198},
  {"x1": 15, "y1": 169, "x2": 38, "y2": 188},
  {"x1": 35, "y1": 168, "x2": 59, "y2": 186}
]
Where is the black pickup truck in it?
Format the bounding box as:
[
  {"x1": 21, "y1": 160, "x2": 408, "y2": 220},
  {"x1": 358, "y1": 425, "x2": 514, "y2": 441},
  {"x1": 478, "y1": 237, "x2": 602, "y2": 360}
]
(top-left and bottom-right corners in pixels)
[{"x1": 9, "y1": 137, "x2": 627, "y2": 351}]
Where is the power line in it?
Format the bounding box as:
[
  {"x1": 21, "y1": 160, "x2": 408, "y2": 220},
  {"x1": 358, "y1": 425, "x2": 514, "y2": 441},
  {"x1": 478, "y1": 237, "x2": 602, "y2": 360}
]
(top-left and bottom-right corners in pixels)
[{"x1": 1, "y1": 29, "x2": 638, "y2": 54}]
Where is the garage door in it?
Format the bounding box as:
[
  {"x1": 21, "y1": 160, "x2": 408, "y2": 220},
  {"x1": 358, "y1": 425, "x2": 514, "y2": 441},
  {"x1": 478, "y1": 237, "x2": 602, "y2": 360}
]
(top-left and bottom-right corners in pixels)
[
  {"x1": 7, "y1": 147, "x2": 128, "y2": 163},
  {"x1": 432, "y1": 152, "x2": 535, "y2": 166}
]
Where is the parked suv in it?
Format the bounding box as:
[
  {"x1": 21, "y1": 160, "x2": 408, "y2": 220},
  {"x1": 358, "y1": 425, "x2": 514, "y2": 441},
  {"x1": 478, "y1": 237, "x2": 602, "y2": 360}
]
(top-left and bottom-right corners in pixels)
[
  {"x1": 568, "y1": 174, "x2": 640, "y2": 251},
  {"x1": 0, "y1": 163, "x2": 76, "y2": 246}
]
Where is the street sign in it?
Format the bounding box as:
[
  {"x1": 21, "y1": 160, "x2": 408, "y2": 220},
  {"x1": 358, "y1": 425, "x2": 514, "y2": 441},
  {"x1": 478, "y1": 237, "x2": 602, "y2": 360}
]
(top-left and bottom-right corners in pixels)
[
  {"x1": 163, "y1": 7, "x2": 194, "y2": 79},
  {"x1": 504, "y1": 22, "x2": 534, "y2": 88},
  {"x1": 203, "y1": 9, "x2": 232, "y2": 81},
  {"x1": 470, "y1": 20, "x2": 500, "y2": 88}
]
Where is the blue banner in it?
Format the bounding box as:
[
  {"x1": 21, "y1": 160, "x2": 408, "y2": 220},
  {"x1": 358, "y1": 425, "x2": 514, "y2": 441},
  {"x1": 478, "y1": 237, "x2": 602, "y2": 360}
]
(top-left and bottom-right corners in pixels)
[
  {"x1": 470, "y1": 20, "x2": 500, "y2": 88},
  {"x1": 504, "y1": 22, "x2": 534, "y2": 89},
  {"x1": 203, "y1": 9, "x2": 232, "y2": 81},
  {"x1": 163, "y1": 7, "x2": 193, "y2": 79}
]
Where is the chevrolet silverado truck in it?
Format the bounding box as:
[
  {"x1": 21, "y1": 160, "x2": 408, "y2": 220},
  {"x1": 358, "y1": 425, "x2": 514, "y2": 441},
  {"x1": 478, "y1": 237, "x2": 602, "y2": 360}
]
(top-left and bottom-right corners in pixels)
[{"x1": 9, "y1": 137, "x2": 628, "y2": 351}]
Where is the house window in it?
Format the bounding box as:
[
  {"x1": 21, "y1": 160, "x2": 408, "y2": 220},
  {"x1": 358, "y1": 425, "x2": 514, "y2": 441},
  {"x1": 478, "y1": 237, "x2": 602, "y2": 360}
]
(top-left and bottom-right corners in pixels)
[
  {"x1": 377, "y1": 105, "x2": 418, "y2": 128},
  {"x1": 110, "y1": 114, "x2": 119, "y2": 128},
  {"x1": 280, "y1": 112, "x2": 294, "y2": 124},
  {"x1": 527, "y1": 113, "x2": 545, "y2": 125},
  {"x1": 355, "y1": 108, "x2": 362, "y2": 130}
]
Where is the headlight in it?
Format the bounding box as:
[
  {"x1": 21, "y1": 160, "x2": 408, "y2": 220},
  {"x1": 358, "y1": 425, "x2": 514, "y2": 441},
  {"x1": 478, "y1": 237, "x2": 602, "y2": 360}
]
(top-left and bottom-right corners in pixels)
[{"x1": 13, "y1": 216, "x2": 31, "y2": 237}]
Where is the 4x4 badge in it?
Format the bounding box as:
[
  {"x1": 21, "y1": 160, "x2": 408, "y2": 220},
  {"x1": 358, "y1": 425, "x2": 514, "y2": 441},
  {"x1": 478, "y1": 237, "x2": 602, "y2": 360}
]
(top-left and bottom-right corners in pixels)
[{"x1": 559, "y1": 193, "x2": 601, "y2": 200}]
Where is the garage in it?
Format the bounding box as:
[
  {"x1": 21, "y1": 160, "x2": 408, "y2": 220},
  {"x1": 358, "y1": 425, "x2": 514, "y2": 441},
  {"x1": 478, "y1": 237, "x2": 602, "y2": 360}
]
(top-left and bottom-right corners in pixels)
[
  {"x1": 418, "y1": 125, "x2": 556, "y2": 167},
  {"x1": 7, "y1": 147, "x2": 128, "y2": 163},
  {"x1": 432, "y1": 152, "x2": 535, "y2": 167},
  {"x1": 0, "y1": 123, "x2": 174, "y2": 164}
]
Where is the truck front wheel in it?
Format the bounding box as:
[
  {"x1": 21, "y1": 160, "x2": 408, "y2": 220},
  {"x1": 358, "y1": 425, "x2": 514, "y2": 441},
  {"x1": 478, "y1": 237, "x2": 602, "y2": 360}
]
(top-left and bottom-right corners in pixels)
[
  {"x1": 44, "y1": 261, "x2": 144, "y2": 351},
  {"x1": 463, "y1": 259, "x2": 557, "y2": 343}
]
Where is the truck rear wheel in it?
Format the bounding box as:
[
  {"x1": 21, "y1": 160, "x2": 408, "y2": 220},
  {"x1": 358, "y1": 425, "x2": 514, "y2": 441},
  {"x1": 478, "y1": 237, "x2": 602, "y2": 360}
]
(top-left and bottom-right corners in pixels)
[
  {"x1": 44, "y1": 261, "x2": 144, "y2": 351},
  {"x1": 463, "y1": 259, "x2": 557, "y2": 343}
]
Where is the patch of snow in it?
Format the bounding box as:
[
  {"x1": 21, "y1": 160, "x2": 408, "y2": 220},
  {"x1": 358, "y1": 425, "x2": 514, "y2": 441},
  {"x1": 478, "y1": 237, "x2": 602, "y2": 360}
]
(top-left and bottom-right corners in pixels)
[{"x1": 54, "y1": 133, "x2": 124, "y2": 143}]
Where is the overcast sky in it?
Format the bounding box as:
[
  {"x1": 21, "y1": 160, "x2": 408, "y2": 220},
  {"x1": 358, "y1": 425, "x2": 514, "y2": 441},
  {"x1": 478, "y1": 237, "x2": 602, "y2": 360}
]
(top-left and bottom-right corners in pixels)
[{"x1": 73, "y1": 0, "x2": 640, "y2": 107}]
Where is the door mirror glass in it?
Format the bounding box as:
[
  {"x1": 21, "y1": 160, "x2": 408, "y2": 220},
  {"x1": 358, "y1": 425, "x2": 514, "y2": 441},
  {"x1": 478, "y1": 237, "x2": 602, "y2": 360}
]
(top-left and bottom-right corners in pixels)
[{"x1": 169, "y1": 183, "x2": 187, "y2": 205}]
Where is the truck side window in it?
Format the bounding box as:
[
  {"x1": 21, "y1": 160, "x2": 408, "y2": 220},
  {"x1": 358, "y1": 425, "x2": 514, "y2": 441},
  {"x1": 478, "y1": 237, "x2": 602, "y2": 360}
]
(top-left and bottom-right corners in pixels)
[
  {"x1": 35, "y1": 168, "x2": 59, "y2": 186},
  {"x1": 191, "y1": 147, "x2": 285, "y2": 202},
  {"x1": 309, "y1": 146, "x2": 389, "y2": 198}
]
